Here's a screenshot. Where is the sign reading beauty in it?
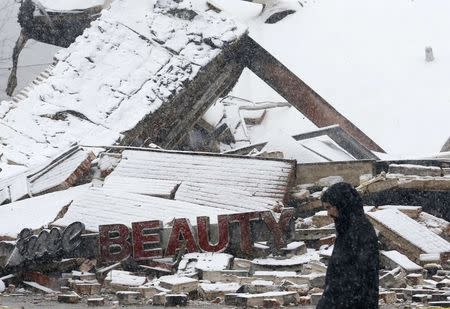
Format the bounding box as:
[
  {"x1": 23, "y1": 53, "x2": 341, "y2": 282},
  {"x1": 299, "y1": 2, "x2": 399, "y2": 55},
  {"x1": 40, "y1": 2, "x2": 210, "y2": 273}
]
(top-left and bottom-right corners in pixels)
[{"x1": 99, "y1": 209, "x2": 294, "y2": 262}]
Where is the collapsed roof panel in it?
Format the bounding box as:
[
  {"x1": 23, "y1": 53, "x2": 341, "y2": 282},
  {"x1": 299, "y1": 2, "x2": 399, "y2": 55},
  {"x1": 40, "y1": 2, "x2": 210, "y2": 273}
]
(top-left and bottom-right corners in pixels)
[
  {"x1": 0, "y1": 0, "x2": 247, "y2": 167},
  {"x1": 106, "y1": 149, "x2": 296, "y2": 209},
  {"x1": 52, "y1": 187, "x2": 237, "y2": 232}
]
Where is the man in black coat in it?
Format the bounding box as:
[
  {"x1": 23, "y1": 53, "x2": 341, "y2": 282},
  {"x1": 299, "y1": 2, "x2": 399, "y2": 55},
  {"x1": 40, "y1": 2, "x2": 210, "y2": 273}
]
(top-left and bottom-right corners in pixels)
[{"x1": 317, "y1": 182, "x2": 379, "y2": 309}]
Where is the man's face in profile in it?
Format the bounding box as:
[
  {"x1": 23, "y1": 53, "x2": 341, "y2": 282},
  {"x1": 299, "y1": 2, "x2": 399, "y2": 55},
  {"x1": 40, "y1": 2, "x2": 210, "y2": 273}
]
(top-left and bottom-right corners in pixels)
[{"x1": 323, "y1": 202, "x2": 339, "y2": 220}]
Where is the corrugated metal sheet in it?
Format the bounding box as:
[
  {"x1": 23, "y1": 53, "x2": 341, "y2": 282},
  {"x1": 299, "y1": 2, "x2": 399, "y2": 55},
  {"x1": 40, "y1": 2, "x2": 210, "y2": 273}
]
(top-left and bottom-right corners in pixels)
[
  {"x1": 52, "y1": 187, "x2": 237, "y2": 232},
  {"x1": 106, "y1": 149, "x2": 295, "y2": 211}
]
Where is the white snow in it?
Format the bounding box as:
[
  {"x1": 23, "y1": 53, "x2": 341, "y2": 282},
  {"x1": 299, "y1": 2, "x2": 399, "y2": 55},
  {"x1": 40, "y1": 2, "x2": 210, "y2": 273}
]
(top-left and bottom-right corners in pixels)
[
  {"x1": 0, "y1": 184, "x2": 90, "y2": 239},
  {"x1": 252, "y1": 249, "x2": 320, "y2": 266},
  {"x1": 182, "y1": 252, "x2": 233, "y2": 271},
  {"x1": 216, "y1": 0, "x2": 450, "y2": 158},
  {"x1": 105, "y1": 270, "x2": 146, "y2": 287},
  {"x1": 199, "y1": 282, "x2": 241, "y2": 292},
  {"x1": 159, "y1": 275, "x2": 197, "y2": 285},
  {"x1": 39, "y1": 0, "x2": 106, "y2": 11},
  {"x1": 0, "y1": 279, "x2": 4, "y2": 293}
]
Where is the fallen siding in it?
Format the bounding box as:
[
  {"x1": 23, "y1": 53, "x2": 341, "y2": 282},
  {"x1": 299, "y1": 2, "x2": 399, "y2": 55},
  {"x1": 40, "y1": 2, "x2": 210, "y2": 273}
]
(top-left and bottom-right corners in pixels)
[{"x1": 106, "y1": 149, "x2": 296, "y2": 211}]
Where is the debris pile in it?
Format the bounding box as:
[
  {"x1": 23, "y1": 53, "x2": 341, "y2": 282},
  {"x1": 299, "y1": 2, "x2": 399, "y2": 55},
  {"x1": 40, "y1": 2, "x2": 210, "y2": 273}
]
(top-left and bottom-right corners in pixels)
[{"x1": 0, "y1": 155, "x2": 449, "y2": 307}]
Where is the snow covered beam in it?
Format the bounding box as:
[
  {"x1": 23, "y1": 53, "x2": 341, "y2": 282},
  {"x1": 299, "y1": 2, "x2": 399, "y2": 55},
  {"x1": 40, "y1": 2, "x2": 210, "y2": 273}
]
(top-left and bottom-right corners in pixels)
[{"x1": 240, "y1": 37, "x2": 385, "y2": 154}]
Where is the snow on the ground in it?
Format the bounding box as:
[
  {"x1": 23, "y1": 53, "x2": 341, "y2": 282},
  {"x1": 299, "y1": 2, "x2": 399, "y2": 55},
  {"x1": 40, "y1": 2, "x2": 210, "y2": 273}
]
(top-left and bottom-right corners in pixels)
[{"x1": 216, "y1": 0, "x2": 450, "y2": 158}]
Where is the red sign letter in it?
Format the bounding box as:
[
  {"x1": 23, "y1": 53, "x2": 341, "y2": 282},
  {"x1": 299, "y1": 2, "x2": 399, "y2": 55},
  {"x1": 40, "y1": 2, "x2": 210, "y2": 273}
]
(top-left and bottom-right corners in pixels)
[
  {"x1": 197, "y1": 215, "x2": 229, "y2": 252},
  {"x1": 261, "y1": 208, "x2": 294, "y2": 249},
  {"x1": 165, "y1": 218, "x2": 198, "y2": 256},
  {"x1": 228, "y1": 212, "x2": 260, "y2": 255},
  {"x1": 132, "y1": 220, "x2": 163, "y2": 260},
  {"x1": 99, "y1": 224, "x2": 131, "y2": 262}
]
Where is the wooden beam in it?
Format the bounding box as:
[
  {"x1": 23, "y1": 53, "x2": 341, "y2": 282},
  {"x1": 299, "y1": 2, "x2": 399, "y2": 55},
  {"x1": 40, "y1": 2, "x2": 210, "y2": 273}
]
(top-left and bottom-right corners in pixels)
[{"x1": 240, "y1": 36, "x2": 385, "y2": 153}]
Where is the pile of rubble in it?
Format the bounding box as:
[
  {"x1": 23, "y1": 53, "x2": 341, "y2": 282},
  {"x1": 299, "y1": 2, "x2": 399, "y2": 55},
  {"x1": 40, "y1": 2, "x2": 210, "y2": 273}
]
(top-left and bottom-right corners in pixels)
[
  {"x1": 0, "y1": 147, "x2": 449, "y2": 308},
  {"x1": 1, "y1": 201, "x2": 450, "y2": 308}
]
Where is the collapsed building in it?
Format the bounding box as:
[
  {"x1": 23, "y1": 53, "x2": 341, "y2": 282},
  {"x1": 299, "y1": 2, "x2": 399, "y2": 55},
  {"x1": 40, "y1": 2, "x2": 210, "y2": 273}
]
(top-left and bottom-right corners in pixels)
[{"x1": 0, "y1": 0, "x2": 450, "y2": 307}]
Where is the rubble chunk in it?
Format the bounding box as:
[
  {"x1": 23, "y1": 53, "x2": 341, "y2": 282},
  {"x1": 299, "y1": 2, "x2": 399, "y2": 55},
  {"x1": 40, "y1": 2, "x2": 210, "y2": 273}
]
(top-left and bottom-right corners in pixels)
[
  {"x1": 388, "y1": 164, "x2": 442, "y2": 177},
  {"x1": 232, "y1": 258, "x2": 252, "y2": 271},
  {"x1": 165, "y1": 294, "x2": 188, "y2": 306},
  {"x1": 406, "y1": 273, "x2": 424, "y2": 286},
  {"x1": 58, "y1": 293, "x2": 81, "y2": 304},
  {"x1": 202, "y1": 270, "x2": 248, "y2": 283},
  {"x1": 310, "y1": 292, "x2": 323, "y2": 306},
  {"x1": 231, "y1": 291, "x2": 300, "y2": 307},
  {"x1": 87, "y1": 297, "x2": 105, "y2": 306},
  {"x1": 116, "y1": 291, "x2": 141, "y2": 305},
  {"x1": 294, "y1": 228, "x2": 335, "y2": 241},
  {"x1": 312, "y1": 211, "x2": 334, "y2": 228},
  {"x1": 380, "y1": 250, "x2": 423, "y2": 274},
  {"x1": 379, "y1": 291, "x2": 397, "y2": 304},
  {"x1": 368, "y1": 209, "x2": 450, "y2": 262},
  {"x1": 104, "y1": 270, "x2": 146, "y2": 291},
  {"x1": 198, "y1": 282, "x2": 241, "y2": 300},
  {"x1": 158, "y1": 275, "x2": 198, "y2": 293},
  {"x1": 152, "y1": 292, "x2": 167, "y2": 306},
  {"x1": 377, "y1": 205, "x2": 422, "y2": 219}
]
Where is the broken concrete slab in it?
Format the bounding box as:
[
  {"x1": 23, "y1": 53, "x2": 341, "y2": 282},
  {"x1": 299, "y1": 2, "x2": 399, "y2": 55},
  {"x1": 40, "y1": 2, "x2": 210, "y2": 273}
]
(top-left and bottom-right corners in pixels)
[
  {"x1": 294, "y1": 228, "x2": 335, "y2": 241},
  {"x1": 104, "y1": 270, "x2": 146, "y2": 291},
  {"x1": 87, "y1": 297, "x2": 105, "y2": 306},
  {"x1": 367, "y1": 209, "x2": 450, "y2": 263},
  {"x1": 252, "y1": 271, "x2": 309, "y2": 286},
  {"x1": 380, "y1": 250, "x2": 423, "y2": 274},
  {"x1": 58, "y1": 293, "x2": 82, "y2": 304},
  {"x1": 379, "y1": 267, "x2": 406, "y2": 289},
  {"x1": 237, "y1": 280, "x2": 280, "y2": 294},
  {"x1": 232, "y1": 258, "x2": 252, "y2": 271},
  {"x1": 280, "y1": 241, "x2": 307, "y2": 257},
  {"x1": 73, "y1": 282, "x2": 101, "y2": 295},
  {"x1": 201, "y1": 270, "x2": 249, "y2": 283},
  {"x1": 158, "y1": 275, "x2": 198, "y2": 293},
  {"x1": 184, "y1": 252, "x2": 233, "y2": 272},
  {"x1": 198, "y1": 282, "x2": 241, "y2": 300},
  {"x1": 388, "y1": 164, "x2": 442, "y2": 177},
  {"x1": 251, "y1": 252, "x2": 319, "y2": 272}
]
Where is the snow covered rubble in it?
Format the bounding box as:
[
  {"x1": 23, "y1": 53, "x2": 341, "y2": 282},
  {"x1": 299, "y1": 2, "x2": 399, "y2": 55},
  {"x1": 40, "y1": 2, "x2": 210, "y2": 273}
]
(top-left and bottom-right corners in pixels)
[
  {"x1": 0, "y1": 156, "x2": 449, "y2": 306},
  {"x1": 0, "y1": 0, "x2": 247, "y2": 168}
]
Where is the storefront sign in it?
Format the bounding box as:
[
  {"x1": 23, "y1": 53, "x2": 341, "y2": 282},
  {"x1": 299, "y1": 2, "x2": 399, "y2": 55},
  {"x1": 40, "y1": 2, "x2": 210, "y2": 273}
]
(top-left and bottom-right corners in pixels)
[{"x1": 99, "y1": 209, "x2": 294, "y2": 262}]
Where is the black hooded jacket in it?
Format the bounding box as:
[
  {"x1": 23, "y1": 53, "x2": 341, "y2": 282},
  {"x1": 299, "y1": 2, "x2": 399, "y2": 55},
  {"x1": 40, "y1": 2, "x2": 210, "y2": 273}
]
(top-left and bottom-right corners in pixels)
[{"x1": 317, "y1": 182, "x2": 379, "y2": 309}]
